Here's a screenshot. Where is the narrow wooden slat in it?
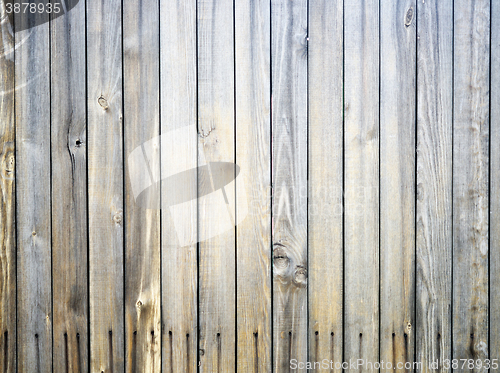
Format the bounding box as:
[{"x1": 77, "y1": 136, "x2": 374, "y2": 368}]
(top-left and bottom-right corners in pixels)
[
  {"x1": 308, "y1": 0, "x2": 343, "y2": 369},
  {"x1": 235, "y1": 0, "x2": 271, "y2": 371},
  {"x1": 343, "y1": 0, "x2": 380, "y2": 370},
  {"x1": 271, "y1": 0, "x2": 308, "y2": 370},
  {"x1": 416, "y1": 0, "x2": 453, "y2": 370},
  {"x1": 51, "y1": 0, "x2": 88, "y2": 371},
  {"x1": 379, "y1": 0, "x2": 416, "y2": 370},
  {"x1": 123, "y1": 0, "x2": 161, "y2": 371},
  {"x1": 160, "y1": 0, "x2": 198, "y2": 372},
  {"x1": 0, "y1": 2, "x2": 16, "y2": 371},
  {"x1": 197, "y1": 0, "x2": 235, "y2": 371},
  {"x1": 452, "y1": 0, "x2": 490, "y2": 364},
  {"x1": 15, "y1": 9, "x2": 52, "y2": 373},
  {"x1": 87, "y1": 0, "x2": 124, "y2": 370}
]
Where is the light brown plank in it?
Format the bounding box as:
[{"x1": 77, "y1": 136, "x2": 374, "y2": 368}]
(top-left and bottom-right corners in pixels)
[
  {"x1": 87, "y1": 0, "x2": 124, "y2": 370},
  {"x1": 380, "y1": 0, "x2": 416, "y2": 371},
  {"x1": 51, "y1": 0, "x2": 88, "y2": 372},
  {"x1": 416, "y1": 0, "x2": 453, "y2": 371},
  {"x1": 343, "y1": 0, "x2": 380, "y2": 370},
  {"x1": 235, "y1": 0, "x2": 271, "y2": 371},
  {"x1": 452, "y1": 0, "x2": 490, "y2": 365},
  {"x1": 308, "y1": 0, "x2": 343, "y2": 369}
]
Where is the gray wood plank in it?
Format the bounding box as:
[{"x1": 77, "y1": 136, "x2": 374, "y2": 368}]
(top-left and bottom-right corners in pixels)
[
  {"x1": 0, "y1": 2, "x2": 16, "y2": 371},
  {"x1": 416, "y1": 0, "x2": 453, "y2": 371},
  {"x1": 51, "y1": 0, "x2": 88, "y2": 372},
  {"x1": 380, "y1": 0, "x2": 416, "y2": 370},
  {"x1": 160, "y1": 0, "x2": 198, "y2": 372},
  {"x1": 87, "y1": 0, "x2": 124, "y2": 370},
  {"x1": 307, "y1": 0, "x2": 343, "y2": 369},
  {"x1": 452, "y1": 0, "x2": 490, "y2": 365},
  {"x1": 235, "y1": 0, "x2": 271, "y2": 371},
  {"x1": 123, "y1": 0, "x2": 161, "y2": 371},
  {"x1": 271, "y1": 0, "x2": 308, "y2": 370},
  {"x1": 197, "y1": 0, "x2": 236, "y2": 371},
  {"x1": 343, "y1": 0, "x2": 380, "y2": 370}
]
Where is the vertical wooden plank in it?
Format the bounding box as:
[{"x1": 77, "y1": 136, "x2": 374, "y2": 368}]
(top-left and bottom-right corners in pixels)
[
  {"x1": 15, "y1": 9, "x2": 52, "y2": 373},
  {"x1": 0, "y1": 2, "x2": 16, "y2": 371},
  {"x1": 343, "y1": 0, "x2": 379, "y2": 370},
  {"x1": 416, "y1": 0, "x2": 453, "y2": 370},
  {"x1": 51, "y1": 0, "x2": 88, "y2": 372},
  {"x1": 308, "y1": 0, "x2": 343, "y2": 369},
  {"x1": 160, "y1": 0, "x2": 198, "y2": 372},
  {"x1": 87, "y1": 0, "x2": 124, "y2": 370},
  {"x1": 452, "y1": 0, "x2": 490, "y2": 365},
  {"x1": 197, "y1": 0, "x2": 235, "y2": 371},
  {"x1": 380, "y1": 0, "x2": 416, "y2": 370},
  {"x1": 271, "y1": 0, "x2": 308, "y2": 370},
  {"x1": 123, "y1": 0, "x2": 161, "y2": 371},
  {"x1": 235, "y1": 0, "x2": 271, "y2": 371}
]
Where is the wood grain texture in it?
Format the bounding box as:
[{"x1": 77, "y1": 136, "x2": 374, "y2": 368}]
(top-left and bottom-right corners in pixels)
[
  {"x1": 380, "y1": 0, "x2": 416, "y2": 370},
  {"x1": 307, "y1": 0, "x2": 343, "y2": 369},
  {"x1": 416, "y1": 0, "x2": 453, "y2": 371},
  {"x1": 0, "y1": 2, "x2": 16, "y2": 372},
  {"x1": 235, "y1": 0, "x2": 271, "y2": 371},
  {"x1": 160, "y1": 0, "x2": 198, "y2": 372},
  {"x1": 123, "y1": 0, "x2": 161, "y2": 371},
  {"x1": 343, "y1": 0, "x2": 380, "y2": 370},
  {"x1": 452, "y1": 0, "x2": 490, "y2": 365},
  {"x1": 87, "y1": 0, "x2": 124, "y2": 370},
  {"x1": 271, "y1": 0, "x2": 308, "y2": 370},
  {"x1": 197, "y1": 0, "x2": 236, "y2": 371},
  {"x1": 15, "y1": 9, "x2": 52, "y2": 373},
  {"x1": 51, "y1": 0, "x2": 88, "y2": 371}
]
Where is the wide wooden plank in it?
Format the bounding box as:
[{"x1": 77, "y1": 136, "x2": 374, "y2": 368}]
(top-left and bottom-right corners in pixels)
[
  {"x1": 271, "y1": 0, "x2": 308, "y2": 370},
  {"x1": 15, "y1": 9, "x2": 52, "y2": 373},
  {"x1": 197, "y1": 0, "x2": 236, "y2": 371},
  {"x1": 452, "y1": 0, "x2": 490, "y2": 365},
  {"x1": 379, "y1": 0, "x2": 416, "y2": 370},
  {"x1": 0, "y1": 3, "x2": 16, "y2": 372},
  {"x1": 343, "y1": 0, "x2": 380, "y2": 370},
  {"x1": 123, "y1": 0, "x2": 161, "y2": 371},
  {"x1": 416, "y1": 0, "x2": 453, "y2": 371},
  {"x1": 307, "y1": 0, "x2": 343, "y2": 369},
  {"x1": 235, "y1": 0, "x2": 271, "y2": 371},
  {"x1": 160, "y1": 0, "x2": 198, "y2": 372},
  {"x1": 51, "y1": 0, "x2": 88, "y2": 372},
  {"x1": 87, "y1": 0, "x2": 124, "y2": 370}
]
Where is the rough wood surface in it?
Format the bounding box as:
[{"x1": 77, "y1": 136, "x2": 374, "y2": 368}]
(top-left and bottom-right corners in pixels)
[
  {"x1": 51, "y1": 0, "x2": 88, "y2": 372},
  {"x1": 343, "y1": 0, "x2": 380, "y2": 370},
  {"x1": 307, "y1": 0, "x2": 343, "y2": 369},
  {"x1": 87, "y1": 0, "x2": 124, "y2": 370},
  {"x1": 416, "y1": 0, "x2": 453, "y2": 370},
  {"x1": 235, "y1": 0, "x2": 271, "y2": 371},
  {"x1": 15, "y1": 9, "x2": 52, "y2": 373},
  {"x1": 380, "y1": 0, "x2": 416, "y2": 370},
  {"x1": 452, "y1": 0, "x2": 490, "y2": 365}
]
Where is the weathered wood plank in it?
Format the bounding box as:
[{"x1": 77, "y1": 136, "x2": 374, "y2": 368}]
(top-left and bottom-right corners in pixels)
[
  {"x1": 343, "y1": 0, "x2": 380, "y2": 370},
  {"x1": 416, "y1": 0, "x2": 453, "y2": 371},
  {"x1": 197, "y1": 0, "x2": 236, "y2": 371},
  {"x1": 51, "y1": 0, "x2": 88, "y2": 371},
  {"x1": 123, "y1": 0, "x2": 161, "y2": 371},
  {"x1": 87, "y1": 0, "x2": 124, "y2": 370},
  {"x1": 307, "y1": 0, "x2": 343, "y2": 369},
  {"x1": 452, "y1": 0, "x2": 490, "y2": 365},
  {"x1": 235, "y1": 0, "x2": 271, "y2": 371},
  {"x1": 0, "y1": 2, "x2": 16, "y2": 371},
  {"x1": 271, "y1": 0, "x2": 308, "y2": 370},
  {"x1": 15, "y1": 9, "x2": 52, "y2": 373},
  {"x1": 380, "y1": 0, "x2": 416, "y2": 370},
  {"x1": 160, "y1": 0, "x2": 198, "y2": 372}
]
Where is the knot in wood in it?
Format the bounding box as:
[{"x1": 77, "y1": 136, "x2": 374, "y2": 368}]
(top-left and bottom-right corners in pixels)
[
  {"x1": 273, "y1": 246, "x2": 289, "y2": 269},
  {"x1": 293, "y1": 266, "x2": 307, "y2": 287},
  {"x1": 98, "y1": 96, "x2": 109, "y2": 110},
  {"x1": 405, "y1": 7, "x2": 414, "y2": 27},
  {"x1": 113, "y1": 211, "x2": 122, "y2": 225}
]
